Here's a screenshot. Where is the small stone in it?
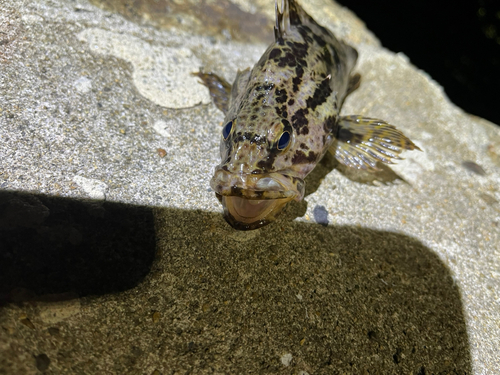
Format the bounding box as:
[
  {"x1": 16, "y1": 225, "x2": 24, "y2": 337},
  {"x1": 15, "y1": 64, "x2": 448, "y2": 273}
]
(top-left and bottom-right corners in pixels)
[
  {"x1": 313, "y1": 205, "x2": 329, "y2": 226},
  {"x1": 153, "y1": 120, "x2": 170, "y2": 137},
  {"x1": 157, "y1": 148, "x2": 167, "y2": 158},
  {"x1": 280, "y1": 353, "x2": 293, "y2": 366},
  {"x1": 152, "y1": 311, "x2": 161, "y2": 323},
  {"x1": 74, "y1": 77, "x2": 92, "y2": 94},
  {"x1": 73, "y1": 176, "x2": 108, "y2": 200},
  {"x1": 35, "y1": 353, "x2": 51, "y2": 371}
]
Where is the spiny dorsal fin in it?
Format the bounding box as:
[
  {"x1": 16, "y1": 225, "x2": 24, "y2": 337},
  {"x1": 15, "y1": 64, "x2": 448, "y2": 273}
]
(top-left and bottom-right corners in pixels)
[
  {"x1": 274, "y1": 0, "x2": 310, "y2": 42},
  {"x1": 274, "y1": 0, "x2": 290, "y2": 42}
]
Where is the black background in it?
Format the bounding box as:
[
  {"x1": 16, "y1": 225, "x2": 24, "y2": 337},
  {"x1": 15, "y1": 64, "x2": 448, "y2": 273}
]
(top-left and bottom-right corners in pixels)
[{"x1": 338, "y1": 0, "x2": 500, "y2": 126}]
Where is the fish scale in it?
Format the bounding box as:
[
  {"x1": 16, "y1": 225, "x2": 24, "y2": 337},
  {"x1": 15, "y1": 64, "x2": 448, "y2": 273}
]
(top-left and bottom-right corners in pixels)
[{"x1": 194, "y1": 0, "x2": 420, "y2": 230}]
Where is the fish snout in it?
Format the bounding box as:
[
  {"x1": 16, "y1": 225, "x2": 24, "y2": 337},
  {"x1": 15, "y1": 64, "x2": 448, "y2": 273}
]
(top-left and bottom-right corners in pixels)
[{"x1": 210, "y1": 169, "x2": 305, "y2": 230}]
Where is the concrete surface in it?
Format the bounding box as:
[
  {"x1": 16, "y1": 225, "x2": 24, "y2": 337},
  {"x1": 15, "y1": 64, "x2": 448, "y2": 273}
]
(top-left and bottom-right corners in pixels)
[{"x1": 0, "y1": 0, "x2": 499, "y2": 373}]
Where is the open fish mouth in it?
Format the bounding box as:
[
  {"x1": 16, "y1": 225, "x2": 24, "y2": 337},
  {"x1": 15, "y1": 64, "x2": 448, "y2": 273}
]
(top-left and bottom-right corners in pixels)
[
  {"x1": 211, "y1": 169, "x2": 305, "y2": 230},
  {"x1": 220, "y1": 195, "x2": 293, "y2": 230}
]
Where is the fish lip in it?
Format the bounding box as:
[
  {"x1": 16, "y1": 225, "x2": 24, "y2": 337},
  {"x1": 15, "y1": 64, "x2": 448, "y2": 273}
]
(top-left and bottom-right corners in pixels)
[
  {"x1": 210, "y1": 169, "x2": 305, "y2": 230},
  {"x1": 220, "y1": 195, "x2": 293, "y2": 231},
  {"x1": 210, "y1": 168, "x2": 305, "y2": 201}
]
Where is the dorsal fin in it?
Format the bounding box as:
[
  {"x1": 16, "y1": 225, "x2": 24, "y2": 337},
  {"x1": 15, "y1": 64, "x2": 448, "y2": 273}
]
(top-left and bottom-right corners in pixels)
[
  {"x1": 274, "y1": 0, "x2": 290, "y2": 42},
  {"x1": 274, "y1": 0, "x2": 309, "y2": 42}
]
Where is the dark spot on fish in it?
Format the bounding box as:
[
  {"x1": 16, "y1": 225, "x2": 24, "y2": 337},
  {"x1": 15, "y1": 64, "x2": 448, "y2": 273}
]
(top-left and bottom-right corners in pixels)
[
  {"x1": 231, "y1": 186, "x2": 243, "y2": 196},
  {"x1": 312, "y1": 33, "x2": 327, "y2": 47},
  {"x1": 300, "y1": 143, "x2": 309, "y2": 150},
  {"x1": 278, "y1": 51, "x2": 297, "y2": 68},
  {"x1": 288, "y1": 99, "x2": 295, "y2": 106},
  {"x1": 313, "y1": 205, "x2": 329, "y2": 227},
  {"x1": 299, "y1": 126, "x2": 309, "y2": 136},
  {"x1": 298, "y1": 26, "x2": 314, "y2": 44},
  {"x1": 292, "y1": 76, "x2": 302, "y2": 92},
  {"x1": 288, "y1": 42, "x2": 309, "y2": 61},
  {"x1": 292, "y1": 150, "x2": 317, "y2": 164},
  {"x1": 263, "y1": 83, "x2": 274, "y2": 91},
  {"x1": 321, "y1": 48, "x2": 334, "y2": 69},
  {"x1": 275, "y1": 89, "x2": 288, "y2": 104},
  {"x1": 306, "y1": 77, "x2": 332, "y2": 111},
  {"x1": 257, "y1": 155, "x2": 276, "y2": 172},
  {"x1": 462, "y1": 161, "x2": 486, "y2": 176},
  {"x1": 250, "y1": 114, "x2": 257, "y2": 120},
  {"x1": 255, "y1": 83, "x2": 274, "y2": 92},
  {"x1": 275, "y1": 105, "x2": 288, "y2": 119},
  {"x1": 324, "y1": 115, "x2": 336, "y2": 133},
  {"x1": 295, "y1": 65, "x2": 304, "y2": 80},
  {"x1": 291, "y1": 108, "x2": 309, "y2": 133},
  {"x1": 269, "y1": 48, "x2": 282, "y2": 59}
]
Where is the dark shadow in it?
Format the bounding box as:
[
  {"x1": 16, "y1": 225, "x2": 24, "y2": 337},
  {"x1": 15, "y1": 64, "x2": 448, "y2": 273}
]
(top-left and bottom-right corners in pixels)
[
  {"x1": 0, "y1": 190, "x2": 156, "y2": 304},
  {"x1": 0, "y1": 190, "x2": 471, "y2": 373}
]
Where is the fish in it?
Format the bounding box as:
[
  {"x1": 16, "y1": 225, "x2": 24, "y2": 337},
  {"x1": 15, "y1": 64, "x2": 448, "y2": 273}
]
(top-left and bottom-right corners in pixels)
[{"x1": 195, "y1": 0, "x2": 420, "y2": 230}]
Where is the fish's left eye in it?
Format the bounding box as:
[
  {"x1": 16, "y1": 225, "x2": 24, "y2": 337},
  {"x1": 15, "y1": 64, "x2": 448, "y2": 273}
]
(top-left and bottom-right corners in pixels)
[
  {"x1": 277, "y1": 131, "x2": 291, "y2": 150},
  {"x1": 222, "y1": 121, "x2": 233, "y2": 140}
]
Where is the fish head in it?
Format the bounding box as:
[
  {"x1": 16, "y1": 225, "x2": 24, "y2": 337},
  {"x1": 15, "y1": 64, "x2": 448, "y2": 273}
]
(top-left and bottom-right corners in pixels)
[{"x1": 210, "y1": 116, "x2": 307, "y2": 230}]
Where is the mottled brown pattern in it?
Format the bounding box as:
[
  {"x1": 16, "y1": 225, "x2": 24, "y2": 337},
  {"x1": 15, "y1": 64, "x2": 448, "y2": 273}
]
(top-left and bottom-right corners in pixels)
[{"x1": 196, "y1": 0, "x2": 420, "y2": 230}]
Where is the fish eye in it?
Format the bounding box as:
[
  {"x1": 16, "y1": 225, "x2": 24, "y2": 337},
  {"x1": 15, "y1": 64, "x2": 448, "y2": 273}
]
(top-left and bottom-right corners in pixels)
[
  {"x1": 277, "y1": 131, "x2": 291, "y2": 150},
  {"x1": 222, "y1": 121, "x2": 233, "y2": 140}
]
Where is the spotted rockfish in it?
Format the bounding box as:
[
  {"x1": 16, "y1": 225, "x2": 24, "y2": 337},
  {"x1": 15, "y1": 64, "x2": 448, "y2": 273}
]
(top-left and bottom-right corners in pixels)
[{"x1": 195, "y1": 0, "x2": 420, "y2": 230}]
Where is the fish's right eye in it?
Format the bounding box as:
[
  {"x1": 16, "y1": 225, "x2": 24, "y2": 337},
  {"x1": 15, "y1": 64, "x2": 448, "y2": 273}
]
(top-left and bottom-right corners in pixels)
[{"x1": 222, "y1": 121, "x2": 233, "y2": 140}]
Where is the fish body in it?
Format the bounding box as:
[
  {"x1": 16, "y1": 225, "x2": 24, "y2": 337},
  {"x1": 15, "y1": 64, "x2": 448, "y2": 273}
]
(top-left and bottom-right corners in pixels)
[{"x1": 196, "y1": 0, "x2": 420, "y2": 230}]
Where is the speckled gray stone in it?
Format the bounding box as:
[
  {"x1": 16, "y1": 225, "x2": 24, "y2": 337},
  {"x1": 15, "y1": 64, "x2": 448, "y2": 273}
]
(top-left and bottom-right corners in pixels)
[{"x1": 0, "y1": 0, "x2": 499, "y2": 374}]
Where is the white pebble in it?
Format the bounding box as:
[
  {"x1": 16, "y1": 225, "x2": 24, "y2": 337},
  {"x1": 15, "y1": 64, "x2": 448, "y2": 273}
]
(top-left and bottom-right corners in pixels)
[
  {"x1": 280, "y1": 353, "x2": 293, "y2": 367},
  {"x1": 73, "y1": 175, "x2": 108, "y2": 200}
]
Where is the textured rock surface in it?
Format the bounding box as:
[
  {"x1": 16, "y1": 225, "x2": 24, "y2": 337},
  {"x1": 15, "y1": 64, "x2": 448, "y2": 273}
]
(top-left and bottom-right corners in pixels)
[{"x1": 0, "y1": 0, "x2": 499, "y2": 373}]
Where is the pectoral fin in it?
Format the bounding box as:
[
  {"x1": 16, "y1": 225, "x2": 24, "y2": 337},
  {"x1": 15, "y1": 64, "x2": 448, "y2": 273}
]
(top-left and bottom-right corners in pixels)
[
  {"x1": 330, "y1": 115, "x2": 421, "y2": 170},
  {"x1": 192, "y1": 72, "x2": 231, "y2": 114}
]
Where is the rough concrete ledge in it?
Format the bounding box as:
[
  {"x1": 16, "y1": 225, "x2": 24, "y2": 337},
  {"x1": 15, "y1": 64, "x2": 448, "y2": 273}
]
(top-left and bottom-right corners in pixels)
[{"x1": 0, "y1": 0, "x2": 499, "y2": 373}]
